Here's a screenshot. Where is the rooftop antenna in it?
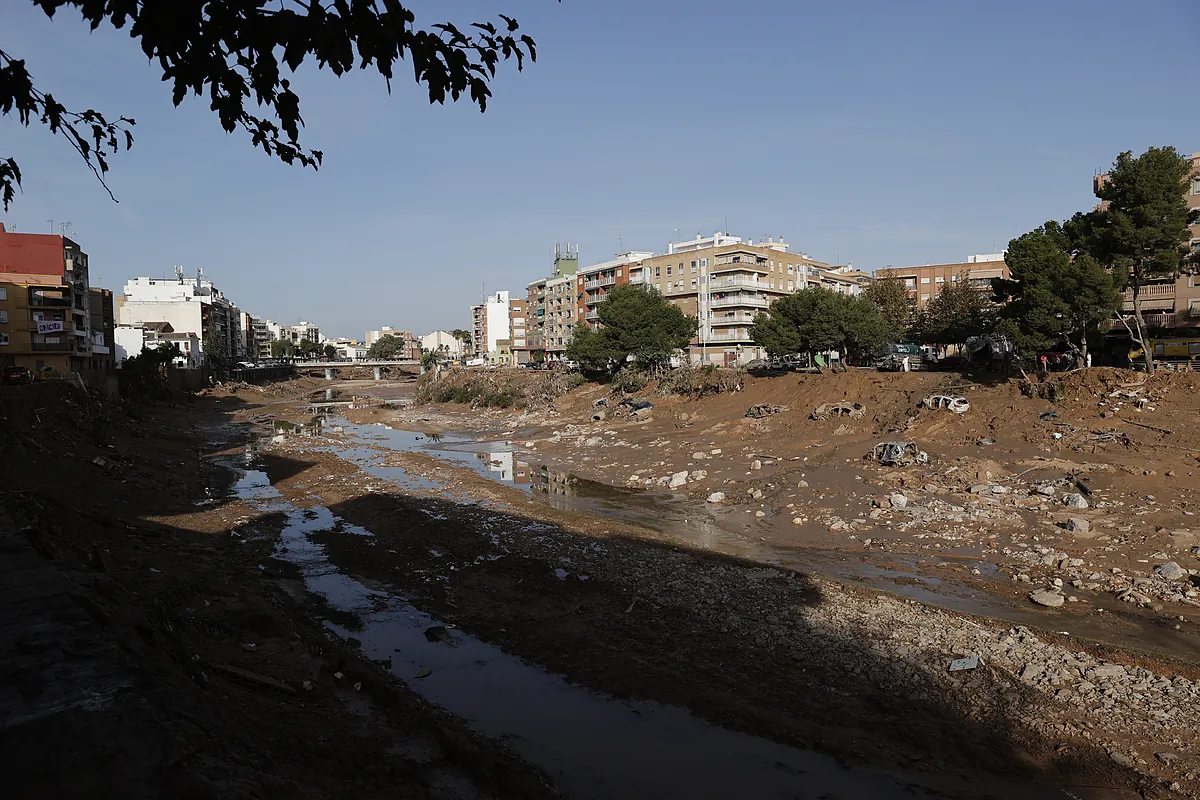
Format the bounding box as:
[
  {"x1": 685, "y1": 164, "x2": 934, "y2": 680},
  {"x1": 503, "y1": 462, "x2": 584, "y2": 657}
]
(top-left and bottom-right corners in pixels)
[
  {"x1": 58, "y1": 222, "x2": 73, "y2": 238},
  {"x1": 47, "y1": 219, "x2": 54, "y2": 234}
]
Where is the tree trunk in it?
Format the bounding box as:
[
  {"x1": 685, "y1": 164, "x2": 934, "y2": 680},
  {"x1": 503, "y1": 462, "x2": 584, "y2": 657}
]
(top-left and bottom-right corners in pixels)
[{"x1": 1130, "y1": 279, "x2": 1155, "y2": 372}]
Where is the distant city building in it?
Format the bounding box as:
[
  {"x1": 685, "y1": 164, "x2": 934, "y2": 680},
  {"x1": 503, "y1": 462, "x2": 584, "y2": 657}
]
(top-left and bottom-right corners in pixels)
[
  {"x1": 365, "y1": 326, "x2": 417, "y2": 359},
  {"x1": 875, "y1": 254, "x2": 1010, "y2": 309},
  {"x1": 469, "y1": 291, "x2": 511, "y2": 359},
  {"x1": 281, "y1": 321, "x2": 321, "y2": 346}
]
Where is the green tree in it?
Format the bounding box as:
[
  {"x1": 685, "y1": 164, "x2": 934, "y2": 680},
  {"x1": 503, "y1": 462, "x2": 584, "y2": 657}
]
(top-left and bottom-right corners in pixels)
[
  {"x1": 750, "y1": 287, "x2": 888, "y2": 360},
  {"x1": 367, "y1": 334, "x2": 405, "y2": 359},
  {"x1": 121, "y1": 341, "x2": 182, "y2": 398},
  {"x1": 269, "y1": 338, "x2": 295, "y2": 359},
  {"x1": 419, "y1": 348, "x2": 446, "y2": 378},
  {"x1": 296, "y1": 338, "x2": 321, "y2": 358},
  {"x1": 995, "y1": 221, "x2": 1120, "y2": 359},
  {"x1": 565, "y1": 284, "x2": 695, "y2": 372},
  {"x1": 202, "y1": 330, "x2": 230, "y2": 378},
  {"x1": 914, "y1": 278, "x2": 994, "y2": 347},
  {"x1": 323, "y1": 343, "x2": 338, "y2": 360},
  {"x1": 1081, "y1": 147, "x2": 1198, "y2": 370},
  {"x1": 863, "y1": 276, "x2": 914, "y2": 343},
  {"x1": 1, "y1": 1, "x2": 543, "y2": 209}
]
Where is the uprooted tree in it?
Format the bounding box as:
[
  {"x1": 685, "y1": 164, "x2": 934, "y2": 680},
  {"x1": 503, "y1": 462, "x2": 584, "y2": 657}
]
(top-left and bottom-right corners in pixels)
[
  {"x1": 565, "y1": 283, "x2": 695, "y2": 373},
  {"x1": 1, "y1": 0, "x2": 545, "y2": 208}
]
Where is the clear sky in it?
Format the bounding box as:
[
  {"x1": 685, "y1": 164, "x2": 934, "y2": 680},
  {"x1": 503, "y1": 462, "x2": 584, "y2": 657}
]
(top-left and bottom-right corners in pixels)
[{"x1": 2, "y1": 0, "x2": 1196, "y2": 338}]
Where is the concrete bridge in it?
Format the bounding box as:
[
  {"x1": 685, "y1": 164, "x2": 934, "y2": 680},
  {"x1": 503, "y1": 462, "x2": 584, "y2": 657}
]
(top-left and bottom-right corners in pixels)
[{"x1": 292, "y1": 360, "x2": 419, "y2": 380}]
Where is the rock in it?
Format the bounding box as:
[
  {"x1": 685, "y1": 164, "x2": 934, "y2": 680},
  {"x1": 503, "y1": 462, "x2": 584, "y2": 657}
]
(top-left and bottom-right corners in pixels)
[
  {"x1": 1065, "y1": 518, "x2": 1091, "y2": 535},
  {"x1": 828, "y1": 519, "x2": 850, "y2": 532},
  {"x1": 750, "y1": 460, "x2": 762, "y2": 470},
  {"x1": 1036, "y1": 484, "x2": 1056, "y2": 496},
  {"x1": 711, "y1": 448, "x2": 722, "y2": 455},
  {"x1": 749, "y1": 488, "x2": 763, "y2": 500},
  {"x1": 706, "y1": 492, "x2": 726, "y2": 503},
  {"x1": 754, "y1": 510, "x2": 766, "y2": 518},
  {"x1": 797, "y1": 480, "x2": 810, "y2": 488},
  {"x1": 792, "y1": 517, "x2": 803, "y2": 525},
  {"x1": 1029, "y1": 589, "x2": 1065, "y2": 608},
  {"x1": 1089, "y1": 664, "x2": 1127, "y2": 680},
  {"x1": 989, "y1": 484, "x2": 1010, "y2": 494},
  {"x1": 889, "y1": 493, "x2": 908, "y2": 509},
  {"x1": 1062, "y1": 493, "x2": 1089, "y2": 509},
  {"x1": 583, "y1": 436, "x2": 603, "y2": 447},
  {"x1": 1155, "y1": 562, "x2": 1187, "y2": 581},
  {"x1": 969, "y1": 484, "x2": 991, "y2": 494},
  {"x1": 688, "y1": 470, "x2": 707, "y2": 482},
  {"x1": 668, "y1": 471, "x2": 689, "y2": 489},
  {"x1": 691, "y1": 451, "x2": 708, "y2": 460}
]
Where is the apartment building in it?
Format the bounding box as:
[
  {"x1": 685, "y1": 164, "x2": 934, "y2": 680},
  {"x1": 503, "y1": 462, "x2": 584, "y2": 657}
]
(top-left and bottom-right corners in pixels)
[
  {"x1": 282, "y1": 321, "x2": 321, "y2": 346},
  {"x1": 509, "y1": 298, "x2": 527, "y2": 352},
  {"x1": 118, "y1": 268, "x2": 243, "y2": 366},
  {"x1": 514, "y1": 243, "x2": 580, "y2": 363},
  {"x1": 0, "y1": 222, "x2": 100, "y2": 374},
  {"x1": 1095, "y1": 152, "x2": 1200, "y2": 331},
  {"x1": 468, "y1": 291, "x2": 511, "y2": 360},
  {"x1": 575, "y1": 250, "x2": 653, "y2": 331},
  {"x1": 365, "y1": 326, "x2": 416, "y2": 358},
  {"x1": 629, "y1": 232, "x2": 860, "y2": 365},
  {"x1": 875, "y1": 254, "x2": 1010, "y2": 309},
  {"x1": 420, "y1": 330, "x2": 464, "y2": 359}
]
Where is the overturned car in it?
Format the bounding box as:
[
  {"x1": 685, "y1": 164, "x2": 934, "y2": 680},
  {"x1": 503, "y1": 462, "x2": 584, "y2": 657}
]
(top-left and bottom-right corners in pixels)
[
  {"x1": 812, "y1": 402, "x2": 866, "y2": 421},
  {"x1": 921, "y1": 394, "x2": 969, "y2": 414}
]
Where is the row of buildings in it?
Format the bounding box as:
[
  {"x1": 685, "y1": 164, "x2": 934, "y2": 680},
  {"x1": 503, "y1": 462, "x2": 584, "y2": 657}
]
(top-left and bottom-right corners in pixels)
[{"x1": 466, "y1": 151, "x2": 1200, "y2": 366}]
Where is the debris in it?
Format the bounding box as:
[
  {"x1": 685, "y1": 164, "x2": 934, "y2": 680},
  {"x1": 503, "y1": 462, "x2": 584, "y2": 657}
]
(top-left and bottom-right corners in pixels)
[
  {"x1": 353, "y1": 682, "x2": 362, "y2": 692},
  {"x1": 921, "y1": 394, "x2": 970, "y2": 414},
  {"x1": 1029, "y1": 589, "x2": 1065, "y2": 608},
  {"x1": 706, "y1": 492, "x2": 726, "y2": 503},
  {"x1": 1039, "y1": 410, "x2": 1058, "y2": 420},
  {"x1": 750, "y1": 460, "x2": 762, "y2": 470},
  {"x1": 948, "y1": 655, "x2": 981, "y2": 672},
  {"x1": 1126, "y1": 420, "x2": 1174, "y2": 436},
  {"x1": 92, "y1": 455, "x2": 116, "y2": 471},
  {"x1": 302, "y1": 680, "x2": 314, "y2": 691},
  {"x1": 1036, "y1": 485, "x2": 1056, "y2": 496},
  {"x1": 208, "y1": 662, "x2": 297, "y2": 695},
  {"x1": 812, "y1": 402, "x2": 866, "y2": 421},
  {"x1": 668, "y1": 470, "x2": 689, "y2": 489},
  {"x1": 414, "y1": 667, "x2": 433, "y2": 679},
  {"x1": 866, "y1": 441, "x2": 929, "y2": 467},
  {"x1": 889, "y1": 493, "x2": 908, "y2": 509},
  {"x1": 553, "y1": 568, "x2": 569, "y2": 580},
  {"x1": 745, "y1": 404, "x2": 785, "y2": 419}
]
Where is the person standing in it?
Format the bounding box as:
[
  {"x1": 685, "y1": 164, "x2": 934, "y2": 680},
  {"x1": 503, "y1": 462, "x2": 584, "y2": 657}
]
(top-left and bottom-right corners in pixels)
[{"x1": 1085, "y1": 352, "x2": 1092, "y2": 368}]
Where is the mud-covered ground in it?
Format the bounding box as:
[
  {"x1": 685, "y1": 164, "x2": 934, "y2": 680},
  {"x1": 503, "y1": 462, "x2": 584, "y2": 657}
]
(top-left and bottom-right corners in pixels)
[{"x1": 231, "y1": 367, "x2": 1200, "y2": 798}]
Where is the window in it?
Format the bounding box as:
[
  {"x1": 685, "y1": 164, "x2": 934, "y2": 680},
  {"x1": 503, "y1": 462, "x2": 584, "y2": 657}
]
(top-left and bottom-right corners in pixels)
[
  {"x1": 935, "y1": 276, "x2": 944, "y2": 284},
  {"x1": 788, "y1": 281, "x2": 794, "y2": 291},
  {"x1": 0, "y1": 333, "x2": 6, "y2": 345},
  {"x1": 616, "y1": 269, "x2": 622, "y2": 277},
  {"x1": 0, "y1": 287, "x2": 5, "y2": 300},
  {"x1": 655, "y1": 266, "x2": 661, "y2": 278},
  {"x1": 952, "y1": 275, "x2": 960, "y2": 282},
  {"x1": 701, "y1": 258, "x2": 709, "y2": 268},
  {"x1": 921, "y1": 277, "x2": 931, "y2": 284},
  {"x1": 667, "y1": 265, "x2": 672, "y2": 276},
  {"x1": 691, "y1": 279, "x2": 697, "y2": 289},
  {"x1": 921, "y1": 294, "x2": 930, "y2": 302},
  {"x1": 1193, "y1": 177, "x2": 1200, "y2": 195},
  {"x1": 0, "y1": 310, "x2": 6, "y2": 323}
]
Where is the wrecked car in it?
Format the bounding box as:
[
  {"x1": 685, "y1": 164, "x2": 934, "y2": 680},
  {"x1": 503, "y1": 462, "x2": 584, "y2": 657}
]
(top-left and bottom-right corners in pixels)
[
  {"x1": 921, "y1": 394, "x2": 969, "y2": 414},
  {"x1": 865, "y1": 441, "x2": 929, "y2": 466},
  {"x1": 745, "y1": 404, "x2": 786, "y2": 419},
  {"x1": 812, "y1": 402, "x2": 866, "y2": 421}
]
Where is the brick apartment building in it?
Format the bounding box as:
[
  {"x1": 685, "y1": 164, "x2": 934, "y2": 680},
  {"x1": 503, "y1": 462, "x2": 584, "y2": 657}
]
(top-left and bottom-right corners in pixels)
[{"x1": 875, "y1": 254, "x2": 1011, "y2": 309}]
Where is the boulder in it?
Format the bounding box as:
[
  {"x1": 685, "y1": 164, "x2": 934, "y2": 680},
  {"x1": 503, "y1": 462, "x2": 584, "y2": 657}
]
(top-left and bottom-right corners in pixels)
[
  {"x1": 889, "y1": 493, "x2": 908, "y2": 509},
  {"x1": 1062, "y1": 493, "x2": 1089, "y2": 509},
  {"x1": 1029, "y1": 589, "x2": 1065, "y2": 608},
  {"x1": 706, "y1": 492, "x2": 726, "y2": 503},
  {"x1": 1065, "y1": 517, "x2": 1091, "y2": 535},
  {"x1": 688, "y1": 470, "x2": 708, "y2": 482},
  {"x1": 1155, "y1": 562, "x2": 1187, "y2": 581},
  {"x1": 668, "y1": 471, "x2": 689, "y2": 490},
  {"x1": 1036, "y1": 484, "x2": 1056, "y2": 496}
]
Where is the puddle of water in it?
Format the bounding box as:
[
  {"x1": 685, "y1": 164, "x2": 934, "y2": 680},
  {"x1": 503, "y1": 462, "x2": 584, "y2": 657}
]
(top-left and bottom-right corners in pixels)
[{"x1": 219, "y1": 452, "x2": 992, "y2": 800}]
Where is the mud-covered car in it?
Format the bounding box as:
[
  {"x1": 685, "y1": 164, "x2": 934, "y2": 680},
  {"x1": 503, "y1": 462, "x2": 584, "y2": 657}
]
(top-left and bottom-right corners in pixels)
[
  {"x1": 812, "y1": 402, "x2": 866, "y2": 421},
  {"x1": 865, "y1": 441, "x2": 928, "y2": 466},
  {"x1": 921, "y1": 394, "x2": 969, "y2": 414}
]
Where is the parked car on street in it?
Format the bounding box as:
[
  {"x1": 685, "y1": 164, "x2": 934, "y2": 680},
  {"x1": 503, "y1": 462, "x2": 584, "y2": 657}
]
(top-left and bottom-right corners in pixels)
[{"x1": 1, "y1": 366, "x2": 34, "y2": 386}]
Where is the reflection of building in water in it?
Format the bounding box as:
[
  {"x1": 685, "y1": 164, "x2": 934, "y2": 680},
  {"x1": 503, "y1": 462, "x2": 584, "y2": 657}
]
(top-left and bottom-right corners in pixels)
[
  {"x1": 474, "y1": 448, "x2": 514, "y2": 482},
  {"x1": 514, "y1": 459, "x2": 531, "y2": 486},
  {"x1": 534, "y1": 465, "x2": 578, "y2": 496}
]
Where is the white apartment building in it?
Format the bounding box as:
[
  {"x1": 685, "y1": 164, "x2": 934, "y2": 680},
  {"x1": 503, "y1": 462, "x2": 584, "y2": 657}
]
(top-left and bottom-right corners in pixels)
[
  {"x1": 470, "y1": 291, "x2": 511, "y2": 357},
  {"x1": 117, "y1": 268, "x2": 244, "y2": 365},
  {"x1": 282, "y1": 321, "x2": 321, "y2": 345},
  {"x1": 421, "y1": 330, "x2": 464, "y2": 358}
]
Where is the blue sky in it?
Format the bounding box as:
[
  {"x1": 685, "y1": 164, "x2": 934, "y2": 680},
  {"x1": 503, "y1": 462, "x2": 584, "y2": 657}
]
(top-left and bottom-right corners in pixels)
[{"x1": 2, "y1": 0, "x2": 1196, "y2": 338}]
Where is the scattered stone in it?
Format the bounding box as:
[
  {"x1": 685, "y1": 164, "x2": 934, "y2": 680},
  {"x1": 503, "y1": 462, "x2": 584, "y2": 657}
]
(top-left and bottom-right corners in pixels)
[
  {"x1": 1065, "y1": 518, "x2": 1091, "y2": 535},
  {"x1": 889, "y1": 493, "x2": 908, "y2": 509},
  {"x1": 706, "y1": 492, "x2": 726, "y2": 503},
  {"x1": 668, "y1": 470, "x2": 689, "y2": 489},
  {"x1": 688, "y1": 470, "x2": 707, "y2": 482},
  {"x1": 797, "y1": 480, "x2": 810, "y2": 488},
  {"x1": 969, "y1": 484, "x2": 991, "y2": 494},
  {"x1": 750, "y1": 460, "x2": 762, "y2": 470},
  {"x1": 792, "y1": 517, "x2": 802, "y2": 525},
  {"x1": 948, "y1": 655, "x2": 980, "y2": 672},
  {"x1": 1036, "y1": 484, "x2": 1056, "y2": 496},
  {"x1": 711, "y1": 448, "x2": 722, "y2": 455},
  {"x1": 1062, "y1": 493, "x2": 1089, "y2": 509},
  {"x1": 1155, "y1": 562, "x2": 1187, "y2": 581},
  {"x1": 691, "y1": 451, "x2": 708, "y2": 460},
  {"x1": 754, "y1": 510, "x2": 766, "y2": 518},
  {"x1": 1029, "y1": 589, "x2": 1065, "y2": 608}
]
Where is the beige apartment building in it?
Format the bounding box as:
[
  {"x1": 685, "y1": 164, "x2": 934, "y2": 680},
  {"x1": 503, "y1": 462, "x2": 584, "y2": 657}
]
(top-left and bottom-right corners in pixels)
[
  {"x1": 629, "y1": 232, "x2": 865, "y2": 365},
  {"x1": 575, "y1": 250, "x2": 652, "y2": 330},
  {"x1": 875, "y1": 254, "x2": 1010, "y2": 309}
]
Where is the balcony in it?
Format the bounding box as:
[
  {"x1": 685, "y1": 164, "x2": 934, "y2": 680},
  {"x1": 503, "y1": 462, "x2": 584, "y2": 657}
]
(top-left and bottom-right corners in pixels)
[
  {"x1": 710, "y1": 277, "x2": 764, "y2": 290},
  {"x1": 31, "y1": 340, "x2": 71, "y2": 352},
  {"x1": 584, "y1": 276, "x2": 617, "y2": 290},
  {"x1": 584, "y1": 310, "x2": 600, "y2": 321},
  {"x1": 709, "y1": 295, "x2": 770, "y2": 309},
  {"x1": 705, "y1": 332, "x2": 752, "y2": 343},
  {"x1": 29, "y1": 288, "x2": 71, "y2": 307},
  {"x1": 709, "y1": 313, "x2": 759, "y2": 326}
]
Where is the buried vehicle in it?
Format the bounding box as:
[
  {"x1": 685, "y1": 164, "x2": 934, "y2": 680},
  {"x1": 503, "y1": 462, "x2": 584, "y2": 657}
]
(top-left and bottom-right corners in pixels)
[
  {"x1": 745, "y1": 404, "x2": 787, "y2": 419},
  {"x1": 865, "y1": 441, "x2": 929, "y2": 466},
  {"x1": 812, "y1": 402, "x2": 866, "y2": 421},
  {"x1": 921, "y1": 394, "x2": 969, "y2": 414}
]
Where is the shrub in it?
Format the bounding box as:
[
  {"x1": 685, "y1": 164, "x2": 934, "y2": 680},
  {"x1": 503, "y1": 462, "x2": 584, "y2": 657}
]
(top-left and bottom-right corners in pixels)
[
  {"x1": 655, "y1": 364, "x2": 745, "y2": 399},
  {"x1": 610, "y1": 365, "x2": 648, "y2": 394}
]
